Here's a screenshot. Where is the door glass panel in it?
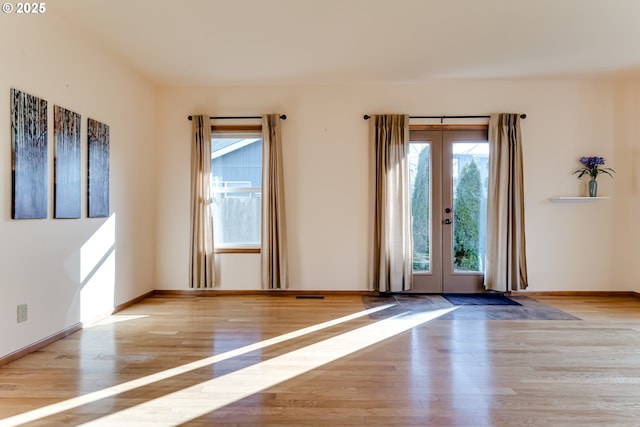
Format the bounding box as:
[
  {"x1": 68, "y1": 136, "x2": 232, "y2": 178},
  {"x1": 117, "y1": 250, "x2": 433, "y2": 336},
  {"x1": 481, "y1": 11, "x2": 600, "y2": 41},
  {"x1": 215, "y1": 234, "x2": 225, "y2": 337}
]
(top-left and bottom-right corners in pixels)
[
  {"x1": 451, "y1": 142, "x2": 489, "y2": 272},
  {"x1": 409, "y1": 143, "x2": 430, "y2": 272}
]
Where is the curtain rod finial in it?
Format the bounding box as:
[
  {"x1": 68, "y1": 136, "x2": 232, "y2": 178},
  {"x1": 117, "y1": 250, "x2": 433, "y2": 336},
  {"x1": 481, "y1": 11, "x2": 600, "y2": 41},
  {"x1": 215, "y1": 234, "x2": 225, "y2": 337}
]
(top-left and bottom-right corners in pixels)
[
  {"x1": 280, "y1": 114, "x2": 287, "y2": 120},
  {"x1": 188, "y1": 115, "x2": 193, "y2": 121},
  {"x1": 363, "y1": 114, "x2": 371, "y2": 120},
  {"x1": 520, "y1": 113, "x2": 527, "y2": 119}
]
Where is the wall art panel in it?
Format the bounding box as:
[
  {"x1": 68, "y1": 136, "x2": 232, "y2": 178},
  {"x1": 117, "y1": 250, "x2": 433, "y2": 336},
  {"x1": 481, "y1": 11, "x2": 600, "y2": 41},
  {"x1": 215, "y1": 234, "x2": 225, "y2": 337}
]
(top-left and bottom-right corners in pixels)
[
  {"x1": 11, "y1": 88, "x2": 48, "y2": 219},
  {"x1": 87, "y1": 118, "x2": 109, "y2": 218},
  {"x1": 54, "y1": 105, "x2": 81, "y2": 219}
]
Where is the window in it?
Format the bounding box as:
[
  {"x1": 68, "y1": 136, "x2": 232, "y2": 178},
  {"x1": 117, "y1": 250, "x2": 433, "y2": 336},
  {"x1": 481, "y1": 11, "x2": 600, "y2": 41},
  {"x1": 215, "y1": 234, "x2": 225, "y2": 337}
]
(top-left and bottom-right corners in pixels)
[{"x1": 211, "y1": 128, "x2": 262, "y2": 250}]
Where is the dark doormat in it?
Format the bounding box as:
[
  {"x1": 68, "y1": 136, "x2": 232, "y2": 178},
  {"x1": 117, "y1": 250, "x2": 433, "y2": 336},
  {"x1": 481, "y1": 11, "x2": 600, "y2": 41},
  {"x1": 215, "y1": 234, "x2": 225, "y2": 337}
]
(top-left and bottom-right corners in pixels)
[{"x1": 443, "y1": 293, "x2": 521, "y2": 306}]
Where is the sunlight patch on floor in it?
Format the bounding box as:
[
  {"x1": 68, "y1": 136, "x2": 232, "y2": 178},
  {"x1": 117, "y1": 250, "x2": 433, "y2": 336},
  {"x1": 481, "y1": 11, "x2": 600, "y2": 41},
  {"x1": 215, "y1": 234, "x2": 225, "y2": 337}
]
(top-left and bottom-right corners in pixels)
[
  {"x1": 79, "y1": 307, "x2": 457, "y2": 426},
  {"x1": 0, "y1": 304, "x2": 395, "y2": 427},
  {"x1": 84, "y1": 314, "x2": 150, "y2": 328}
]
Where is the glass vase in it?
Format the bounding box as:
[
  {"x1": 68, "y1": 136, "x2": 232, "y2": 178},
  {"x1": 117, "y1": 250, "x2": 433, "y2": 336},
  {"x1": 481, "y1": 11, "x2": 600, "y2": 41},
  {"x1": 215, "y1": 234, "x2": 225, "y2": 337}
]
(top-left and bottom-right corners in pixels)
[{"x1": 588, "y1": 178, "x2": 598, "y2": 197}]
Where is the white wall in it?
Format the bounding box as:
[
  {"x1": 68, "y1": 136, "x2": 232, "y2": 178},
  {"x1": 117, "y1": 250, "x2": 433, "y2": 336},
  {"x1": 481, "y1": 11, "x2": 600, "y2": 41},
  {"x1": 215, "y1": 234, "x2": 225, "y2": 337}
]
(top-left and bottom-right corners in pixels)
[
  {"x1": 155, "y1": 79, "x2": 624, "y2": 292},
  {"x1": 612, "y1": 78, "x2": 640, "y2": 292},
  {"x1": 0, "y1": 12, "x2": 156, "y2": 358}
]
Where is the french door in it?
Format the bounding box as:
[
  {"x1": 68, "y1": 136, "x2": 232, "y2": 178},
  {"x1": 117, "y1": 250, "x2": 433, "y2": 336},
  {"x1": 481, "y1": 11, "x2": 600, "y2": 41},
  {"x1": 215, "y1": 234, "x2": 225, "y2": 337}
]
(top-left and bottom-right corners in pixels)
[{"x1": 409, "y1": 128, "x2": 489, "y2": 294}]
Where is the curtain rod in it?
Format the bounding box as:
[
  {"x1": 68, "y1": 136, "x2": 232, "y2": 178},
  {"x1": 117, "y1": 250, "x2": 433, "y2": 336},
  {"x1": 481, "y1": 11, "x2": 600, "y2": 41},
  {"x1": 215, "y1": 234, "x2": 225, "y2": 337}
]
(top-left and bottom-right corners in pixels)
[
  {"x1": 188, "y1": 115, "x2": 287, "y2": 121},
  {"x1": 363, "y1": 114, "x2": 526, "y2": 122}
]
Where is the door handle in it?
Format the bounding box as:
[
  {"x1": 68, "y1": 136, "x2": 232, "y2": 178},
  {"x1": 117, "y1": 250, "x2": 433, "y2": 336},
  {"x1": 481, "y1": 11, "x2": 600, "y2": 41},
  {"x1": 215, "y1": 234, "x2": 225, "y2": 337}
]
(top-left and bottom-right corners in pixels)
[{"x1": 444, "y1": 219, "x2": 452, "y2": 225}]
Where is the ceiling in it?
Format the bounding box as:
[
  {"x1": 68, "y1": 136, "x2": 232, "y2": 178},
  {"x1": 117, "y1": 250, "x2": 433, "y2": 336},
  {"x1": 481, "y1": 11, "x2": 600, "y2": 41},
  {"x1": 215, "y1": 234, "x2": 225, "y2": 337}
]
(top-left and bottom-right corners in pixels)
[{"x1": 54, "y1": 0, "x2": 640, "y2": 86}]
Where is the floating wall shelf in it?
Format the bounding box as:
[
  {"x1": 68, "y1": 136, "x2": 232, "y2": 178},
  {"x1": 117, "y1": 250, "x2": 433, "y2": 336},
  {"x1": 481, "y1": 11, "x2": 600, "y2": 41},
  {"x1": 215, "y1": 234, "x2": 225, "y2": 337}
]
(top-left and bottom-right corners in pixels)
[{"x1": 550, "y1": 196, "x2": 610, "y2": 203}]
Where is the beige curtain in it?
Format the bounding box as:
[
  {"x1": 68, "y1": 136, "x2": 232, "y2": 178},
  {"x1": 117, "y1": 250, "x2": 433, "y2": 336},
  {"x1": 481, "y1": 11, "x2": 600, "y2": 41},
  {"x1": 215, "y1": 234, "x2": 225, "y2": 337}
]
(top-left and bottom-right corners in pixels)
[
  {"x1": 370, "y1": 114, "x2": 412, "y2": 292},
  {"x1": 484, "y1": 113, "x2": 528, "y2": 292},
  {"x1": 189, "y1": 115, "x2": 215, "y2": 288},
  {"x1": 261, "y1": 114, "x2": 288, "y2": 289}
]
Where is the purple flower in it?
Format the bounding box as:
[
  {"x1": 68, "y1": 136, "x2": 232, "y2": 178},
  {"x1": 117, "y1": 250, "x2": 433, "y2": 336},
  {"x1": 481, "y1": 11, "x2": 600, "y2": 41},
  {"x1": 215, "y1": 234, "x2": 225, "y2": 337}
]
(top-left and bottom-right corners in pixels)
[
  {"x1": 580, "y1": 156, "x2": 605, "y2": 168},
  {"x1": 574, "y1": 156, "x2": 615, "y2": 180}
]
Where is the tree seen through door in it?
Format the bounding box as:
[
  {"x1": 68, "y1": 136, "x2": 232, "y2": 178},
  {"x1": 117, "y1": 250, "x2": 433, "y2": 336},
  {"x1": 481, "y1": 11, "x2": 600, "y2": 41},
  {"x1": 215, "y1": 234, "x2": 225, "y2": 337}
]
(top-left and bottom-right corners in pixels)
[
  {"x1": 410, "y1": 143, "x2": 430, "y2": 271},
  {"x1": 410, "y1": 141, "x2": 488, "y2": 274},
  {"x1": 452, "y1": 143, "x2": 488, "y2": 272}
]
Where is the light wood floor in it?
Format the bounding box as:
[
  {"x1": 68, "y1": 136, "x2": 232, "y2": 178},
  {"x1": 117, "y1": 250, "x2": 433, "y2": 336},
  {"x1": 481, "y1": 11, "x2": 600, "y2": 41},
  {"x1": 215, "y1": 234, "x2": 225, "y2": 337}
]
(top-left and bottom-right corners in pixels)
[{"x1": 1, "y1": 295, "x2": 640, "y2": 426}]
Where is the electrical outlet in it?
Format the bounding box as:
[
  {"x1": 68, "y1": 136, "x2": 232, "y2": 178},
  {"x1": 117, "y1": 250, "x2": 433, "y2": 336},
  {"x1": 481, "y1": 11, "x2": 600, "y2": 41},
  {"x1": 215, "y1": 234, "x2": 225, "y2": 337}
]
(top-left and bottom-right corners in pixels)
[{"x1": 17, "y1": 304, "x2": 28, "y2": 323}]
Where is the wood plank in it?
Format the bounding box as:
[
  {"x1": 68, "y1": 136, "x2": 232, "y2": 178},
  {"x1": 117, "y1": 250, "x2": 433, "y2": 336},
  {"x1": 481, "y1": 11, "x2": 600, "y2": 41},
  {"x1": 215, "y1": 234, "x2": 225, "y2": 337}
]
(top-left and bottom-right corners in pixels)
[{"x1": 511, "y1": 290, "x2": 636, "y2": 297}]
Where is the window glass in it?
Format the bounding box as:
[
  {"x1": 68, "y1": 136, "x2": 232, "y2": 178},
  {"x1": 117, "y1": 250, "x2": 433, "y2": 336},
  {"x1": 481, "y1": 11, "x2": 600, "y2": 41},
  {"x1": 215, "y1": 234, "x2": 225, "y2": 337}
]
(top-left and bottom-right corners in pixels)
[
  {"x1": 211, "y1": 131, "x2": 262, "y2": 247},
  {"x1": 452, "y1": 142, "x2": 488, "y2": 272},
  {"x1": 409, "y1": 142, "x2": 431, "y2": 272}
]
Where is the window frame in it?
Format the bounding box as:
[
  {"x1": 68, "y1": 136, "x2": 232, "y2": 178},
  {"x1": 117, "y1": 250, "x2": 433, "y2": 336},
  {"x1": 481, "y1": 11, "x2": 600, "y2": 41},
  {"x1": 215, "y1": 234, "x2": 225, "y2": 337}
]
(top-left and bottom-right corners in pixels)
[{"x1": 211, "y1": 124, "x2": 263, "y2": 254}]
